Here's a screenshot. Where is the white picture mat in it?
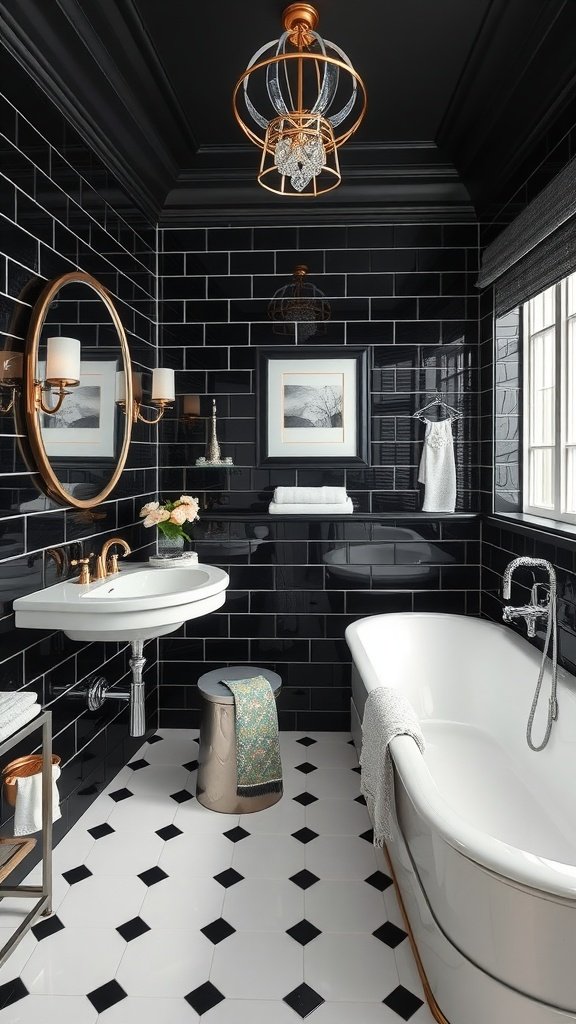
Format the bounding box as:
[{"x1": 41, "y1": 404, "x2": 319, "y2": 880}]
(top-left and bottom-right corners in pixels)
[
  {"x1": 268, "y1": 358, "x2": 357, "y2": 457},
  {"x1": 39, "y1": 360, "x2": 118, "y2": 458}
]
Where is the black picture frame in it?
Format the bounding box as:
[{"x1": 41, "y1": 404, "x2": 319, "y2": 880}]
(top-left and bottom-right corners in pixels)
[{"x1": 257, "y1": 346, "x2": 370, "y2": 467}]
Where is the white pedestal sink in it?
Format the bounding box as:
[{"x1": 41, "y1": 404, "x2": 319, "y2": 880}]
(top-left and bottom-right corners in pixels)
[{"x1": 14, "y1": 563, "x2": 229, "y2": 736}]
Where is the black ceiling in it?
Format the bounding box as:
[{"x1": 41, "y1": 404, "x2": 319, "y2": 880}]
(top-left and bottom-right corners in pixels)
[{"x1": 1, "y1": 0, "x2": 576, "y2": 224}]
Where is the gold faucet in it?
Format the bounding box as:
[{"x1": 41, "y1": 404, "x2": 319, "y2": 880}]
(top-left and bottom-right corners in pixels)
[{"x1": 97, "y1": 537, "x2": 132, "y2": 578}]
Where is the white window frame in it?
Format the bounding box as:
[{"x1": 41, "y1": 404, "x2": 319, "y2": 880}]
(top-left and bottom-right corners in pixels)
[{"x1": 523, "y1": 275, "x2": 576, "y2": 525}]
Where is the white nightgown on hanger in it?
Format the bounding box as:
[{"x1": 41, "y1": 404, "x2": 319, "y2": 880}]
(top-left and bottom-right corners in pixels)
[{"x1": 417, "y1": 418, "x2": 456, "y2": 513}]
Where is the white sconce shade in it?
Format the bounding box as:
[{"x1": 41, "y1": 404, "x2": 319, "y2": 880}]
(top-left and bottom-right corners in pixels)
[
  {"x1": 0, "y1": 351, "x2": 23, "y2": 382},
  {"x1": 45, "y1": 337, "x2": 81, "y2": 384},
  {"x1": 151, "y1": 367, "x2": 175, "y2": 402},
  {"x1": 183, "y1": 394, "x2": 200, "y2": 416},
  {"x1": 115, "y1": 370, "x2": 142, "y2": 403}
]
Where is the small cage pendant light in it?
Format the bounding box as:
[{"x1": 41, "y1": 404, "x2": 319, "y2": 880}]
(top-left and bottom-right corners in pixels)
[
  {"x1": 233, "y1": 4, "x2": 367, "y2": 197},
  {"x1": 268, "y1": 265, "x2": 331, "y2": 339}
]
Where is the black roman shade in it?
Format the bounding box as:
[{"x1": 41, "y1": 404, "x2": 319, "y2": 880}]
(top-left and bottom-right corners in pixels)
[{"x1": 477, "y1": 154, "x2": 576, "y2": 314}]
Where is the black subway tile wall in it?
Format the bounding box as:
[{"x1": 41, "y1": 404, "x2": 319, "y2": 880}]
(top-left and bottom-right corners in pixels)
[
  {"x1": 0, "y1": 52, "x2": 158, "y2": 847},
  {"x1": 158, "y1": 222, "x2": 481, "y2": 728}
]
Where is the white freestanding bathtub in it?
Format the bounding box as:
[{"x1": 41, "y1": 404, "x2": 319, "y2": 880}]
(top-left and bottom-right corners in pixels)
[{"x1": 345, "y1": 612, "x2": 576, "y2": 1024}]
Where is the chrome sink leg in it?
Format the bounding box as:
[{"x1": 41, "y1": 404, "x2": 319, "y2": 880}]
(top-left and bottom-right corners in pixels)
[{"x1": 129, "y1": 639, "x2": 146, "y2": 737}]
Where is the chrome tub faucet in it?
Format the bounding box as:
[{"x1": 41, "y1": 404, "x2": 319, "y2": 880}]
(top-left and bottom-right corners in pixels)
[{"x1": 501, "y1": 557, "x2": 557, "y2": 638}]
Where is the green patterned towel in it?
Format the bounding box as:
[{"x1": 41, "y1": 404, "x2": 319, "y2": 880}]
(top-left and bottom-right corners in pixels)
[{"x1": 222, "y1": 675, "x2": 283, "y2": 797}]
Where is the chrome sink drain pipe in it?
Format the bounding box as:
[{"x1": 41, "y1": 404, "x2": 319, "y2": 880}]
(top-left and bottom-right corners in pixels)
[{"x1": 128, "y1": 640, "x2": 146, "y2": 737}]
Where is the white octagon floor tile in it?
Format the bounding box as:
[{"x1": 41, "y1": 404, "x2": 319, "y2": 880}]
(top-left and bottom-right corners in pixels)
[
  {"x1": 207, "y1": 999, "x2": 298, "y2": 1023},
  {"x1": 211, "y1": 931, "x2": 303, "y2": 1000},
  {"x1": 231, "y1": 834, "x2": 305, "y2": 880},
  {"x1": 126, "y1": 764, "x2": 190, "y2": 796},
  {"x1": 144, "y1": 732, "x2": 197, "y2": 765},
  {"x1": 107, "y1": 796, "x2": 174, "y2": 832},
  {"x1": 306, "y1": 835, "x2": 378, "y2": 880},
  {"x1": 0, "y1": 930, "x2": 36, "y2": 984},
  {"x1": 99, "y1": 996, "x2": 199, "y2": 1024},
  {"x1": 116, "y1": 927, "x2": 213, "y2": 997},
  {"x1": 241, "y1": 797, "x2": 305, "y2": 835},
  {"x1": 6, "y1": 994, "x2": 98, "y2": 1023},
  {"x1": 20, "y1": 927, "x2": 125, "y2": 995},
  {"x1": 58, "y1": 875, "x2": 145, "y2": 928},
  {"x1": 306, "y1": 798, "x2": 371, "y2": 836},
  {"x1": 50, "y1": 829, "x2": 95, "y2": 870},
  {"x1": 0, "y1": 897, "x2": 41, "y2": 932},
  {"x1": 173, "y1": 803, "x2": 240, "y2": 834},
  {"x1": 305, "y1": 880, "x2": 387, "y2": 933},
  {"x1": 21, "y1": 865, "x2": 68, "y2": 912},
  {"x1": 307, "y1": 768, "x2": 361, "y2": 800},
  {"x1": 84, "y1": 830, "x2": 164, "y2": 876},
  {"x1": 140, "y1": 876, "x2": 224, "y2": 931},
  {"x1": 304, "y1": 744, "x2": 358, "y2": 769},
  {"x1": 300, "y1": 732, "x2": 353, "y2": 744},
  {"x1": 223, "y1": 878, "x2": 304, "y2": 931},
  {"x1": 395, "y1": 937, "x2": 426, "y2": 999},
  {"x1": 311, "y1": 1001, "x2": 410, "y2": 1022},
  {"x1": 159, "y1": 832, "x2": 233, "y2": 879},
  {"x1": 305, "y1": 933, "x2": 398, "y2": 1002}
]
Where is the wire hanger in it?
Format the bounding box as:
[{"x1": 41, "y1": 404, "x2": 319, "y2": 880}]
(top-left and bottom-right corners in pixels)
[{"x1": 412, "y1": 392, "x2": 461, "y2": 422}]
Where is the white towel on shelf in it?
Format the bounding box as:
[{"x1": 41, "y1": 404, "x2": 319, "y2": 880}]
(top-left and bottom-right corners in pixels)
[
  {"x1": 14, "y1": 764, "x2": 61, "y2": 836},
  {"x1": 273, "y1": 486, "x2": 348, "y2": 505},
  {"x1": 269, "y1": 499, "x2": 354, "y2": 515},
  {"x1": 360, "y1": 687, "x2": 425, "y2": 846},
  {"x1": 418, "y1": 418, "x2": 456, "y2": 513},
  {"x1": 0, "y1": 702, "x2": 41, "y2": 744},
  {"x1": 0, "y1": 691, "x2": 38, "y2": 719}
]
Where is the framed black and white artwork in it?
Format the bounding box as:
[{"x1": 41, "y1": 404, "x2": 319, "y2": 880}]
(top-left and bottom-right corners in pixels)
[{"x1": 257, "y1": 347, "x2": 369, "y2": 466}]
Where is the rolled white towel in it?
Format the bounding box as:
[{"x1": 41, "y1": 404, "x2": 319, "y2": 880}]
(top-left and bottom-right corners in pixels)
[
  {"x1": 0, "y1": 691, "x2": 38, "y2": 719},
  {"x1": 269, "y1": 499, "x2": 353, "y2": 515},
  {"x1": 0, "y1": 702, "x2": 41, "y2": 743},
  {"x1": 14, "y1": 763, "x2": 62, "y2": 836},
  {"x1": 273, "y1": 486, "x2": 348, "y2": 505}
]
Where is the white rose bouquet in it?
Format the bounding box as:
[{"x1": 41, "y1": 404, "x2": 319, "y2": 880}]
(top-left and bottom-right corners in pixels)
[{"x1": 139, "y1": 495, "x2": 200, "y2": 544}]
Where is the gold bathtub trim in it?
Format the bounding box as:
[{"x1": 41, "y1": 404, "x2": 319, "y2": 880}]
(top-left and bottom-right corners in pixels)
[{"x1": 383, "y1": 845, "x2": 451, "y2": 1024}]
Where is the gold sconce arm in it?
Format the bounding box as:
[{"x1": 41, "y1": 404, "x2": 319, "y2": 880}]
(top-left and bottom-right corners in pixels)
[
  {"x1": 34, "y1": 380, "x2": 78, "y2": 415},
  {"x1": 117, "y1": 398, "x2": 172, "y2": 425},
  {"x1": 0, "y1": 385, "x2": 18, "y2": 414}
]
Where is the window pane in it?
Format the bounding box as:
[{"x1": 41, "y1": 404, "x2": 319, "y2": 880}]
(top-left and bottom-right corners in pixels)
[
  {"x1": 567, "y1": 319, "x2": 576, "y2": 445},
  {"x1": 530, "y1": 448, "x2": 555, "y2": 508},
  {"x1": 530, "y1": 285, "x2": 556, "y2": 333},
  {"x1": 566, "y1": 447, "x2": 576, "y2": 514},
  {"x1": 567, "y1": 272, "x2": 576, "y2": 317},
  {"x1": 530, "y1": 328, "x2": 555, "y2": 445}
]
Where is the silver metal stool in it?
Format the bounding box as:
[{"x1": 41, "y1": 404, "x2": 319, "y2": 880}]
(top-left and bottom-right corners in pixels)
[{"x1": 196, "y1": 665, "x2": 283, "y2": 814}]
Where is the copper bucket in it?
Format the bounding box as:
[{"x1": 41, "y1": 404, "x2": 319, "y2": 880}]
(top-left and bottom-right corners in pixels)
[{"x1": 2, "y1": 755, "x2": 61, "y2": 807}]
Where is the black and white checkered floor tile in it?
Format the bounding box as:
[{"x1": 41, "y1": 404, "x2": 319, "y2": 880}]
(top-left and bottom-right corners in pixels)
[{"x1": 0, "y1": 731, "x2": 435, "y2": 1023}]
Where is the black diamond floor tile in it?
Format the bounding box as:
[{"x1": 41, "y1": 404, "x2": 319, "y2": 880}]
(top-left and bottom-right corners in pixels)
[
  {"x1": 383, "y1": 985, "x2": 424, "y2": 1020},
  {"x1": 352, "y1": 765, "x2": 362, "y2": 774},
  {"x1": 224, "y1": 825, "x2": 250, "y2": 843},
  {"x1": 297, "y1": 736, "x2": 317, "y2": 747},
  {"x1": 156, "y1": 824, "x2": 183, "y2": 841},
  {"x1": 31, "y1": 914, "x2": 64, "y2": 941},
  {"x1": 295, "y1": 762, "x2": 317, "y2": 774},
  {"x1": 128, "y1": 758, "x2": 150, "y2": 771},
  {"x1": 62, "y1": 864, "x2": 92, "y2": 885},
  {"x1": 170, "y1": 789, "x2": 194, "y2": 803},
  {"x1": 293, "y1": 791, "x2": 317, "y2": 806},
  {"x1": 292, "y1": 827, "x2": 319, "y2": 845},
  {"x1": 355, "y1": 794, "x2": 367, "y2": 806},
  {"x1": 373, "y1": 921, "x2": 408, "y2": 949},
  {"x1": 147, "y1": 734, "x2": 163, "y2": 744},
  {"x1": 284, "y1": 982, "x2": 324, "y2": 1018},
  {"x1": 109, "y1": 787, "x2": 134, "y2": 802},
  {"x1": 138, "y1": 866, "x2": 168, "y2": 887},
  {"x1": 365, "y1": 870, "x2": 393, "y2": 892},
  {"x1": 347, "y1": 739, "x2": 355, "y2": 745},
  {"x1": 214, "y1": 867, "x2": 244, "y2": 888},
  {"x1": 185, "y1": 981, "x2": 225, "y2": 1014},
  {"x1": 87, "y1": 822, "x2": 115, "y2": 840},
  {"x1": 0, "y1": 978, "x2": 28, "y2": 1009},
  {"x1": 286, "y1": 919, "x2": 321, "y2": 946},
  {"x1": 201, "y1": 917, "x2": 236, "y2": 944},
  {"x1": 87, "y1": 979, "x2": 127, "y2": 1013},
  {"x1": 183, "y1": 759, "x2": 199, "y2": 771},
  {"x1": 117, "y1": 916, "x2": 151, "y2": 942},
  {"x1": 289, "y1": 869, "x2": 319, "y2": 890},
  {"x1": 360, "y1": 828, "x2": 374, "y2": 844}
]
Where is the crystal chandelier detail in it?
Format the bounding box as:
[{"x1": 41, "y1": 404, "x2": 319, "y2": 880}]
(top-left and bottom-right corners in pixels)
[
  {"x1": 268, "y1": 265, "x2": 331, "y2": 339},
  {"x1": 233, "y1": 4, "x2": 367, "y2": 197}
]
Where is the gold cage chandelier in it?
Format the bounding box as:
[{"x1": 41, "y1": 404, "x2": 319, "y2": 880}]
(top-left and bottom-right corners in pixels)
[
  {"x1": 233, "y1": 3, "x2": 367, "y2": 197},
  {"x1": 268, "y1": 265, "x2": 331, "y2": 338}
]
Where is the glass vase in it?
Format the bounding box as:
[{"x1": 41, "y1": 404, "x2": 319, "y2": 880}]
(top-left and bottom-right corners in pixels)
[{"x1": 157, "y1": 531, "x2": 185, "y2": 560}]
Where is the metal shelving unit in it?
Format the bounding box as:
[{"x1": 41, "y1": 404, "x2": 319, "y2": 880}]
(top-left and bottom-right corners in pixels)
[{"x1": 0, "y1": 710, "x2": 53, "y2": 967}]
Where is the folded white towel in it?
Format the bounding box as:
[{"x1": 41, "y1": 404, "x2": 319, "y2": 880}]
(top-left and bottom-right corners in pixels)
[
  {"x1": 360, "y1": 687, "x2": 425, "y2": 846},
  {"x1": 273, "y1": 486, "x2": 349, "y2": 505},
  {"x1": 0, "y1": 691, "x2": 38, "y2": 718},
  {"x1": 269, "y1": 499, "x2": 354, "y2": 515},
  {"x1": 14, "y1": 764, "x2": 61, "y2": 836},
  {"x1": 0, "y1": 702, "x2": 41, "y2": 744}
]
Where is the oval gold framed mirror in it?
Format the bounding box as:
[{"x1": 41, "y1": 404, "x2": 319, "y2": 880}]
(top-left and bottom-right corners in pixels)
[{"x1": 24, "y1": 271, "x2": 133, "y2": 509}]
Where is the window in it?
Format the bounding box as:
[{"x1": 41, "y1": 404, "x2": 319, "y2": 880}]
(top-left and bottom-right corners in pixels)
[{"x1": 524, "y1": 272, "x2": 576, "y2": 523}]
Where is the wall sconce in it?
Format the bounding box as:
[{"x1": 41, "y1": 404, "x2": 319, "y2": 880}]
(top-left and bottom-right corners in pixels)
[
  {"x1": 33, "y1": 337, "x2": 81, "y2": 415},
  {"x1": 0, "y1": 351, "x2": 23, "y2": 414},
  {"x1": 116, "y1": 367, "x2": 175, "y2": 425},
  {"x1": 182, "y1": 394, "x2": 201, "y2": 426}
]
